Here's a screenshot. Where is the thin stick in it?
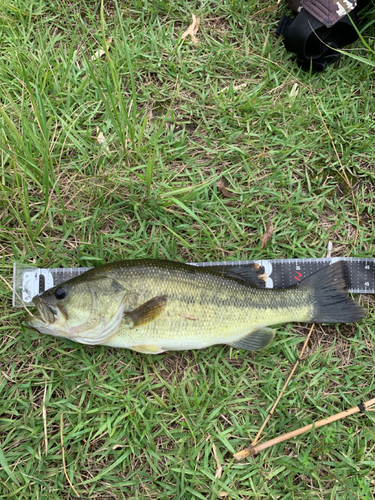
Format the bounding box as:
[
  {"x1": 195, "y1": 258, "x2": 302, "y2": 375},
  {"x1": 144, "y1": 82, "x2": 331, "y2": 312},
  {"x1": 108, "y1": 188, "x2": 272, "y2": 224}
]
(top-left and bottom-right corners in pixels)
[
  {"x1": 60, "y1": 413, "x2": 81, "y2": 498},
  {"x1": 234, "y1": 397, "x2": 375, "y2": 460},
  {"x1": 42, "y1": 380, "x2": 48, "y2": 455},
  {"x1": 244, "y1": 325, "x2": 314, "y2": 460}
]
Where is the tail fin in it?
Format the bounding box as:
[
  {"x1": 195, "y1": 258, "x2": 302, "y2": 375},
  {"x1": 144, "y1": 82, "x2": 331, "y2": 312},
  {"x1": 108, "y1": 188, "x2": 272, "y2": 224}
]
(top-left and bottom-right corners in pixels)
[{"x1": 298, "y1": 262, "x2": 366, "y2": 323}]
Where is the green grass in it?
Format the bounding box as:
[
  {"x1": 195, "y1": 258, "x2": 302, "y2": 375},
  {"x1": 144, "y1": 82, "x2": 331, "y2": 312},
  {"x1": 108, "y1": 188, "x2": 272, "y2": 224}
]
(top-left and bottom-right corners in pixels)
[{"x1": 1, "y1": 0, "x2": 375, "y2": 498}]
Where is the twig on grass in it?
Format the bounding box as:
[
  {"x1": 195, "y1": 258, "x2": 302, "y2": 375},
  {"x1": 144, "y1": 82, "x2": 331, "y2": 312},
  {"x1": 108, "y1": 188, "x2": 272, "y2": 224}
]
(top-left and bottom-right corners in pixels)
[
  {"x1": 234, "y1": 324, "x2": 315, "y2": 460},
  {"x1": 234, "y1": 397, "x2": 375, "y2": 459},
  {"x1": 182, "y1": 13, "x2": 200, "y2": 44},
  {"x1": 42, "y1": 380, "x2": 48, "y2": 455},
  {"x1": 60, "y1": 413, "x2": 81, "y2": 498},
  {"x1": 212, "y1": 443, "x2": 223, "y2": 479}
]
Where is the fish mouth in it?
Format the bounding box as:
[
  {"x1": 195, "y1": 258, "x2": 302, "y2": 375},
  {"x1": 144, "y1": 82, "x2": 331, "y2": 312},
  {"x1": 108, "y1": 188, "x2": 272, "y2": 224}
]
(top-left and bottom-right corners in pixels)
[{"x1": 29, "y1": 296, "x2": 57, "y2": 325}]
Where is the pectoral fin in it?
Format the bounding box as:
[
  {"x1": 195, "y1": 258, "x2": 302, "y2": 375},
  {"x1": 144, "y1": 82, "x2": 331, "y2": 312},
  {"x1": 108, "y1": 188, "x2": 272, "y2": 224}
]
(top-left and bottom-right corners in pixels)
[
  {"x1": 228, "y1": 328, "x2": 275, "y2": 351},
  {"x1": 124, "y1": 295, "x2": 168, "y2": 328}
]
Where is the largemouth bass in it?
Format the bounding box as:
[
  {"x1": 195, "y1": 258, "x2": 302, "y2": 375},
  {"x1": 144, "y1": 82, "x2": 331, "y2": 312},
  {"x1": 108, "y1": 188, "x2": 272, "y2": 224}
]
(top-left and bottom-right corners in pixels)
[{"x1": 24, "y1": 260, "x2": 365, "y2": 354}]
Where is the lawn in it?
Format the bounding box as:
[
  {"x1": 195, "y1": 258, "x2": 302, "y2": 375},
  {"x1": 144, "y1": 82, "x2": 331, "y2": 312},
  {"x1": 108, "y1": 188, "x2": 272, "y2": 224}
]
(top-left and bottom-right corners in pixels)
[{"x1": 0, "y1": 0, "x2": 375, "y2": 498}]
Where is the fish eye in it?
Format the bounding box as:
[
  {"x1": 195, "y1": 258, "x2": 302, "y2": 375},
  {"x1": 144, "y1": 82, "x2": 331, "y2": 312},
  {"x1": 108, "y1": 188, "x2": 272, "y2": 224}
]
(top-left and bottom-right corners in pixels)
[{"x1": 54, "y1": 287, "x2": 66, "y2": 300}]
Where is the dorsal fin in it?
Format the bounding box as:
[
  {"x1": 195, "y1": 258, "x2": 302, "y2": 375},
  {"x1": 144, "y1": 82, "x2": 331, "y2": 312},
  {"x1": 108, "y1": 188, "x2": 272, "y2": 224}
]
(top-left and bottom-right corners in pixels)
[{"x1": 221, "y1": 263, "x2": 267, "y2": 288}]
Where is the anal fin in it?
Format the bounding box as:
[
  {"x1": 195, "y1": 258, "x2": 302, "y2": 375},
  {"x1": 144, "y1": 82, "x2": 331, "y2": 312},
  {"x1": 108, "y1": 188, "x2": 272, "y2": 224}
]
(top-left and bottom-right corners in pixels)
[
  {"x1": 130, "y1": 344, "x2": 165, "y2": 354},
  {"x1": 228, "y1": 328, "x2": 275, "y2": 351}
]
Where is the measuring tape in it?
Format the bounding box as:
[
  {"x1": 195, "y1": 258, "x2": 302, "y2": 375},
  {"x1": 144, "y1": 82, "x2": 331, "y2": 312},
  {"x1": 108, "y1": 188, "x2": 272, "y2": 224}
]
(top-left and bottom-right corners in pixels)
[{"x1": 13, "y1": 257, "x2": 375, "y2": 308}]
